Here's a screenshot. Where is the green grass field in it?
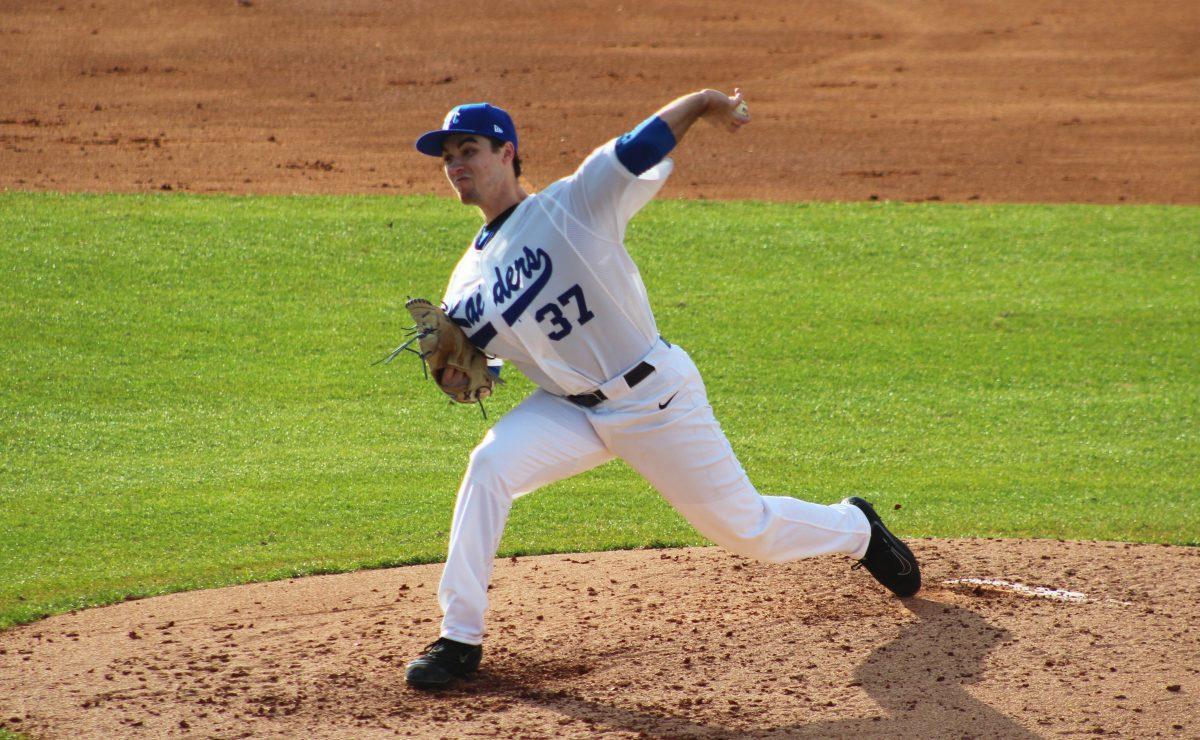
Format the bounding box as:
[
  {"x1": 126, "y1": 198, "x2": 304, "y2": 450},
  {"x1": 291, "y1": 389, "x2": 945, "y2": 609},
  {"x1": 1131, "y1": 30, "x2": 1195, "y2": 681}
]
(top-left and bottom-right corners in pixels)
[{"x1": 1, "y1": 193, "x2": 1197, "y2": 630}]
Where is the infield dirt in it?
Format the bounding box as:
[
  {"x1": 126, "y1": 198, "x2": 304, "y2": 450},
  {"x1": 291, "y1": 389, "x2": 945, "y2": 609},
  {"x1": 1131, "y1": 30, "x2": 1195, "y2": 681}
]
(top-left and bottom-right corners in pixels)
[
  {"x1": 1, "y1": 0, "x2": 1198, "y2": 203},
  {"x1": 2, "y1": 1, "x2": 1198, "y2": 737},
  {"x1": 2, "y1": 542, "x2": 1198, "y2": 738}
]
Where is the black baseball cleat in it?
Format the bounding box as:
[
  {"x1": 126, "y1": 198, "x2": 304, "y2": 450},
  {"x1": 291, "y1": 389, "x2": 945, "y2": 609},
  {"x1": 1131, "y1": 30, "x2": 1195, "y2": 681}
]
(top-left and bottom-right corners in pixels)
[
  {"x1": 843, "y1": 496, "x2": 921, "y2": 597},
  {"x1": 405, "y1": 637, "x2": 483, "y2": 690}
]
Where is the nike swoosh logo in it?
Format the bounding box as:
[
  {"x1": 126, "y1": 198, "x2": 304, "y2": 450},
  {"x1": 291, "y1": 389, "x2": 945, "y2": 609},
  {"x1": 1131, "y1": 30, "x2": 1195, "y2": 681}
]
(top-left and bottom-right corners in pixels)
[{"x1": 658, "y1": 392, "x2": 678, "y2": 410}]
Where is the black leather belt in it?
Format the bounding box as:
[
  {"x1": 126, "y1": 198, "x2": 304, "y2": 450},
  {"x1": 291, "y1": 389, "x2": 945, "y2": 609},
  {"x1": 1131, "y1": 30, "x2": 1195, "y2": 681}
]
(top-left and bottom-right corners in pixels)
[{"x1": 567, "y1": 361, "x2": 655, "y2": 408}]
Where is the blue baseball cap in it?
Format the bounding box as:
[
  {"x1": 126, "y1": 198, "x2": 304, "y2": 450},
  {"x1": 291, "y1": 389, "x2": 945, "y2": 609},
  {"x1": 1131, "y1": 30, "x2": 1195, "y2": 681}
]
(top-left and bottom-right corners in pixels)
[{"x1": 415, "y1": 103, "x2": 518, "y2": 157}]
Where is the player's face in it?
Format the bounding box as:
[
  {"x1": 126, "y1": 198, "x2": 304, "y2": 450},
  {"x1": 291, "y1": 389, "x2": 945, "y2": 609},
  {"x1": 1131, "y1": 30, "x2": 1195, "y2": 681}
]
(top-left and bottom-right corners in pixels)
[{"x1": 441, "y1": 134, "x2": 511, "y2": 207}]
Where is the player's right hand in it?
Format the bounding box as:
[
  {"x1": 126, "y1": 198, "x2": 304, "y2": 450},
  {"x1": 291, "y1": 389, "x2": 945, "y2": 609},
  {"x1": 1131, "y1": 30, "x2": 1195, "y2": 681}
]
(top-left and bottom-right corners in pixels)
[{"x1": 708, "y1": 88, "x2": 751, "y2": 133}]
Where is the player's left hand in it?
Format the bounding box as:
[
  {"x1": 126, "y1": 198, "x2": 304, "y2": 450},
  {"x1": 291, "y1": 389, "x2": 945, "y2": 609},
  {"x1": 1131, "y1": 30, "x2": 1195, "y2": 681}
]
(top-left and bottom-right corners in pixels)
[
  {"x1": 440, "y1": 367, "x2": 470, "y2": 392},
  {"x1": 377, "y1": 298, "x2": 501, "y2": 407}
]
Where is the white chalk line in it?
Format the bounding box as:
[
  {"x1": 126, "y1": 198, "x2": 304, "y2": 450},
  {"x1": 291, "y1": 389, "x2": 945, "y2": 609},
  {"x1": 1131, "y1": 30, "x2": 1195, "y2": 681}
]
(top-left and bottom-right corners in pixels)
[{"x1": 941, "y1": 577, "x2": 1133, "y2": 607}]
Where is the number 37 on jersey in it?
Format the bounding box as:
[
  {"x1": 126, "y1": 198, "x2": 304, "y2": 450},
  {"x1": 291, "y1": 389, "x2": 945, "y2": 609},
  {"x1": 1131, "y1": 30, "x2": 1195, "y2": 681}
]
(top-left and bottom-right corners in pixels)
[{"x1": 534, "y1": 283, "x2": 594, "y2": 341}]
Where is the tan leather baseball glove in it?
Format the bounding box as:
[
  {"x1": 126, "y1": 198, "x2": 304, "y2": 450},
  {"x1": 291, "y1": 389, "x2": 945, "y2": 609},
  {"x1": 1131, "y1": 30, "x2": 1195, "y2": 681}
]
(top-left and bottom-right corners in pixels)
[{"x1": 377, "y1": 298, "x2": 498, "y2": 406}]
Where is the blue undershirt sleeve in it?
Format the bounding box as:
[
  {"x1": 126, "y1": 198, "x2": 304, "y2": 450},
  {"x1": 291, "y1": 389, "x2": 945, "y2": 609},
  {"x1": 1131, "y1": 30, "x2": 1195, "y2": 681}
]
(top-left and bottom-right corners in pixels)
[{"x1": 614, "y1": 115, "x2": 677, "y2": 176}]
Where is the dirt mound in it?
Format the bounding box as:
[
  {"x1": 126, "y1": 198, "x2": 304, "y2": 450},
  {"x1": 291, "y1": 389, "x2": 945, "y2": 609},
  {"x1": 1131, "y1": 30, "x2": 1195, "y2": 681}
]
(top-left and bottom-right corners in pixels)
[
  {"x1": 2, "y1": 540, "x2": 1196, "y2": 738},
  {"x1": 1, "y1": 0, "x2": 1197, "y2": 203}
]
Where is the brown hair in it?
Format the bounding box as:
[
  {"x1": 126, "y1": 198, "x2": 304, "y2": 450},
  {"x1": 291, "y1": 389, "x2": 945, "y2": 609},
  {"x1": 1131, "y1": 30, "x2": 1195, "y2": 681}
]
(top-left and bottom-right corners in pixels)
[{"x1": 487, "y1": 137, "x2": 522, "y2": 179}]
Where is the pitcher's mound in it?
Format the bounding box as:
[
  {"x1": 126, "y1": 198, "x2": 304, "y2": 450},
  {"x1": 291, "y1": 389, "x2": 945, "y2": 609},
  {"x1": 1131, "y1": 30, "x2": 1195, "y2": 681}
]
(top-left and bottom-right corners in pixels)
[{"x1": 2, "y1": 539, "x2": 1197, "y2": 738}]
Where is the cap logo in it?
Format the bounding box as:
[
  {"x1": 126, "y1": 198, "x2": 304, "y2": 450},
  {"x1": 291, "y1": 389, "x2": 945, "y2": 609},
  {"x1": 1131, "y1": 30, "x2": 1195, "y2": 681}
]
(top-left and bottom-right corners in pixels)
[{"x1": 493, "y1": 124, "x2": 504, "y2": 134}]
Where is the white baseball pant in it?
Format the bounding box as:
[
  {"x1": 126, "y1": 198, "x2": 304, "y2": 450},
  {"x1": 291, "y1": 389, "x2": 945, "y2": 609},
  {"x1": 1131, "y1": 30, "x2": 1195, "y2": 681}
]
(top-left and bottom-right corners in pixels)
[{"x1": 437, "y1": 339, "x2": 872, "y2": 645}]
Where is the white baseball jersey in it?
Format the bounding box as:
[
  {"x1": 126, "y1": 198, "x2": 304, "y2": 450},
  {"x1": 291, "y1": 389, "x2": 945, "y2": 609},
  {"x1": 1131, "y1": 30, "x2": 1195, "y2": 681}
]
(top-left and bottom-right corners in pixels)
[{"x1": 442, "y1": 140, "x2": 674, "y2": 397}]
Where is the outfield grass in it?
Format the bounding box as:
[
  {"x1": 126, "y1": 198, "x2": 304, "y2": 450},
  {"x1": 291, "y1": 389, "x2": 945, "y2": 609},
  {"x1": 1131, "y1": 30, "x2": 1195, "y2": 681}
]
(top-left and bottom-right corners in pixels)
[{"x1": 1, "y1": 193, "x2": 1196, "y2": 629}]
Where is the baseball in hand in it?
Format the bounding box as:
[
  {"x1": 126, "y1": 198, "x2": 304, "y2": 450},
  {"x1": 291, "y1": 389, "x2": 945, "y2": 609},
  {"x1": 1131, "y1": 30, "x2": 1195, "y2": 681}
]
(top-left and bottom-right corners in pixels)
[{"x1": 735, "y1": 100, "x2": 749, "y2": 117}]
